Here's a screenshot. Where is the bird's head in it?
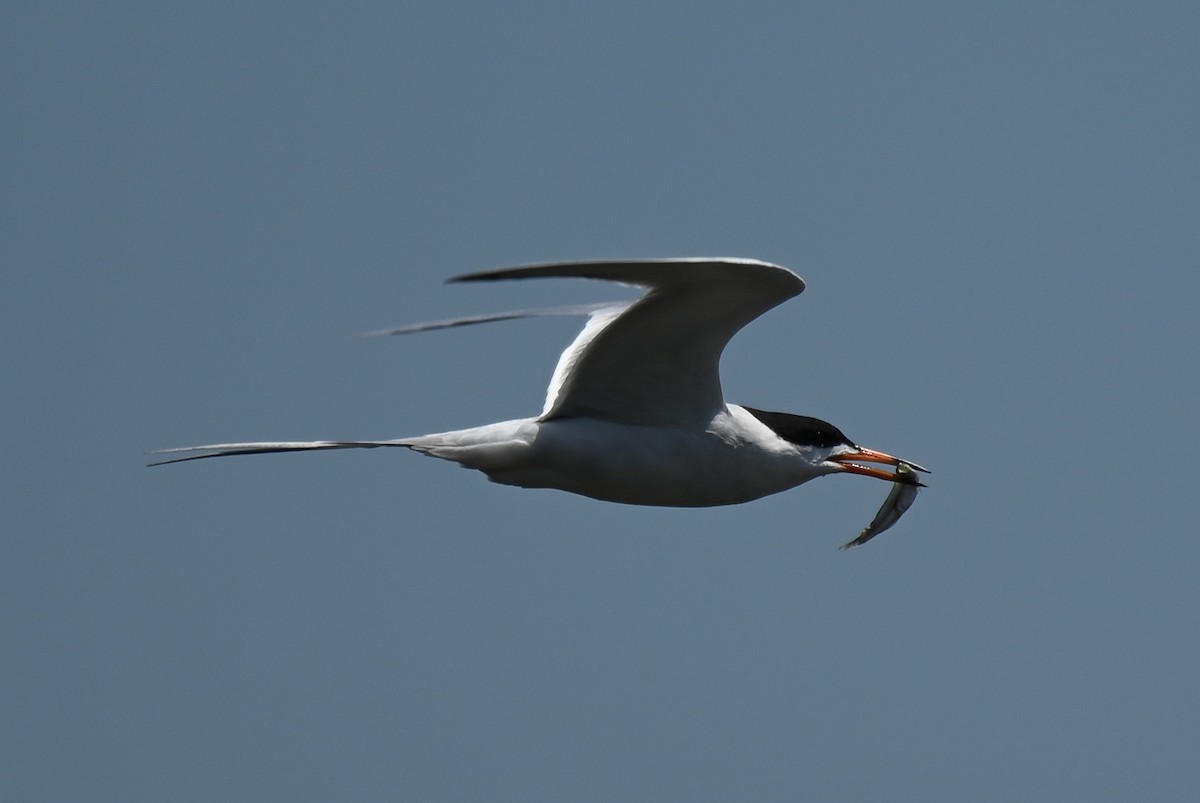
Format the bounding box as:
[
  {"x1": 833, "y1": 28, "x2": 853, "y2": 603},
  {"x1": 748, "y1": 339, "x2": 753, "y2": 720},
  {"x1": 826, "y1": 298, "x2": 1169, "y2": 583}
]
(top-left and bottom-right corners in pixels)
[{"x1": 743, "y1": 407, "x2": 929, "y2": 485}]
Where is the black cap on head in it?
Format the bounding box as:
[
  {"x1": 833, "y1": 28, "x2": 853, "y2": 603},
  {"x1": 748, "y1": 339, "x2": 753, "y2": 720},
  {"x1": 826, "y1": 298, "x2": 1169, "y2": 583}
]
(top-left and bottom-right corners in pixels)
[{"x1": 742, "y1": 407, "x2": 852, "y2": 449}]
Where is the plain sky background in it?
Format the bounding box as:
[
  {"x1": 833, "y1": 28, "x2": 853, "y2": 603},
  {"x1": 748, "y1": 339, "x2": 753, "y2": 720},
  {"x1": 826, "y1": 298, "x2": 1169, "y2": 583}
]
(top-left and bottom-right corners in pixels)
[{"x1": 4, "y1": 2, "x2": 1199, "y2": 801}]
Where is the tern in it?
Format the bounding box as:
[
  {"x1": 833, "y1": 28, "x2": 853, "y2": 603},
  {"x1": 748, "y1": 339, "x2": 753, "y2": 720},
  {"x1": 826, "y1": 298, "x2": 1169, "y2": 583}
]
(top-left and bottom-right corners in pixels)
[{"x1": 152, "y1": 259, "x2": 927, "y2": 512}]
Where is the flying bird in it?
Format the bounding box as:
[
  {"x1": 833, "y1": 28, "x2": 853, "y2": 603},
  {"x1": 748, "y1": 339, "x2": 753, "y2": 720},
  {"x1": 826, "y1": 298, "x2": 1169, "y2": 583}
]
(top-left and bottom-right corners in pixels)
[{"x1": 152, "y1": 259, "x2": 927, "y2": 527}]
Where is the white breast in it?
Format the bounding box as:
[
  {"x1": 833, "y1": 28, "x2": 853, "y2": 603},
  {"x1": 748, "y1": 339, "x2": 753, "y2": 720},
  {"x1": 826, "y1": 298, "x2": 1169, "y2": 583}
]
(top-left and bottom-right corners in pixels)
[{"x1": 450, "y1": 406, "x2": 822, "y2": 507}]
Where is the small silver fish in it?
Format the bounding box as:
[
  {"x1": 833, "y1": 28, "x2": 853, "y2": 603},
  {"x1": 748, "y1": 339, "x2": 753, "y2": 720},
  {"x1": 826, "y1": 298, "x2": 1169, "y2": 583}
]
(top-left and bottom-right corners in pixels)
[{"x1": 840, "y1": 462, "x2": 923, "y2": 549}]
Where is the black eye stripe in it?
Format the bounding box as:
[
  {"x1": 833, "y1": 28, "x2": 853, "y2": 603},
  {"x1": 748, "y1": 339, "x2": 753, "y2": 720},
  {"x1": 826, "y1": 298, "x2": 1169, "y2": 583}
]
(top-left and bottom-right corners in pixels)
[{"x1": 742, "y1": 407, "x2": 850, "y2": 449}]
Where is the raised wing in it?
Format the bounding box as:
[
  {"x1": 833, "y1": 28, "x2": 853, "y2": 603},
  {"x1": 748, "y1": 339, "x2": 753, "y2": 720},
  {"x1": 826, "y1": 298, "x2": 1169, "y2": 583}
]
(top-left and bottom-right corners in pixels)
[
  {"x1": 450, "y1": 259, "x2": 805, "y2": 426},
  {"x1": 357, "y1": 302, "x2": 629, "y2": 338}
]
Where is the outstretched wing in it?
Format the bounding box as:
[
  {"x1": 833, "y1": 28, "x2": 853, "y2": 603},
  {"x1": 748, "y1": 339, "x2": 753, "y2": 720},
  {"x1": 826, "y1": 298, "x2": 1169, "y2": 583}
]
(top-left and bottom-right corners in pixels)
[
  {"x1": 357, "y1": 301, "x2": 629, "y2": 338},
  {"x1": 450, "y1": 259, "x2": 804, "y2": 426}
]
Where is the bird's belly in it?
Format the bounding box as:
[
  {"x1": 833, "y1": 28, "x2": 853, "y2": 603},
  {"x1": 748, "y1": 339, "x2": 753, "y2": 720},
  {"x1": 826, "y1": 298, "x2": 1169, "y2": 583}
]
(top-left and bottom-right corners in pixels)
[{"x1": 485, "y1": 418, "x2": 804, "y2": 507}]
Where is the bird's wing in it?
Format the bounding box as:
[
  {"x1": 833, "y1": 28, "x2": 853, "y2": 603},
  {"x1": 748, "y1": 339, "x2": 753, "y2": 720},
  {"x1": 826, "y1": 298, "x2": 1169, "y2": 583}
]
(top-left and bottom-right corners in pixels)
[
  {"x1": 450, "y1": 259, "x2": 805, "y2": 426},
  {"x1": 357, "y1": 301, "x2": 629, "y2": 338}
]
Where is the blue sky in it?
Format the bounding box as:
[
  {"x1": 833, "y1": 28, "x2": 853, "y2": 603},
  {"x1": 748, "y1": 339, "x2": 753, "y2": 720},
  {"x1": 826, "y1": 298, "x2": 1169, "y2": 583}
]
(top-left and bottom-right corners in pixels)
[{"x1": 4, "y1": 2, "x2": 1199, "y2": 800}]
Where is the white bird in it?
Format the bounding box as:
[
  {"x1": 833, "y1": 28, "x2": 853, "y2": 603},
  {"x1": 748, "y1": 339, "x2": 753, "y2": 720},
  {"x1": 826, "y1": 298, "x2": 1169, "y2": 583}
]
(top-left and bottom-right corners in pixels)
[{"x1": 152, "y1": 259, "x2": 927, "y2": 515}]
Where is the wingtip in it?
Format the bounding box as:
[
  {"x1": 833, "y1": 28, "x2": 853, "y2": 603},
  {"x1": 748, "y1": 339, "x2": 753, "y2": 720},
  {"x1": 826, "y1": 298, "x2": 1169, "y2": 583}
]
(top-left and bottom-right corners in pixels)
[{"x1": 445, "y1": 267, "x2": 524, "y2": 284}]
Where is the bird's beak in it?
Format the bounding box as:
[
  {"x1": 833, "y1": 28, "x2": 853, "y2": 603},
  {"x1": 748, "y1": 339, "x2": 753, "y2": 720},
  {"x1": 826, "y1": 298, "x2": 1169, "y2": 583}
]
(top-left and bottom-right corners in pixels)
[{"x1": 830, "y1": 447, "x2": 930, "y2": 485}]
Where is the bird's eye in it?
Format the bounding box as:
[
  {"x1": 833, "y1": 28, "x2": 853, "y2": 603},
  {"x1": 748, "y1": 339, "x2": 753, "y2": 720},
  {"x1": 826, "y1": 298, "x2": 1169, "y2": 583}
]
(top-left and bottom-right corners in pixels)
[{"x1": 794, "y1": 424, "x2": 843, "y2": 449}]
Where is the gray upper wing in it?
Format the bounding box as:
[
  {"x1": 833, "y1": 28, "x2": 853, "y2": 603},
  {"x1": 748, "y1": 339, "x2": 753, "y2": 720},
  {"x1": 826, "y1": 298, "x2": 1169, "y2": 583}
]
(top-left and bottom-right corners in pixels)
[{"x1": 451, "y1": 259, "x2": 805, "y2": 426}]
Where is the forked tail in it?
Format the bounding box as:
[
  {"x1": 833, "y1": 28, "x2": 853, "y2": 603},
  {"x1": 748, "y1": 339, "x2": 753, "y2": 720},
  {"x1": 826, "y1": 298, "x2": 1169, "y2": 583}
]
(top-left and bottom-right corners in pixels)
[{"x1": 147, "y1": 439, "x2": 414, "y2": 466}]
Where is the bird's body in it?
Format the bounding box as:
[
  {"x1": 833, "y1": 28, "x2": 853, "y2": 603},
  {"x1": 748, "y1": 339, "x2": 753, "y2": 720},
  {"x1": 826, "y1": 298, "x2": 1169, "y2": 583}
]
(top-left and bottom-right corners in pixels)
[
  {"x1": 403, "y1": 405, "x2": 820, "y2": 507},
  {"x1": 153, "y1": 259, "x2": 928, "y2": 534}
]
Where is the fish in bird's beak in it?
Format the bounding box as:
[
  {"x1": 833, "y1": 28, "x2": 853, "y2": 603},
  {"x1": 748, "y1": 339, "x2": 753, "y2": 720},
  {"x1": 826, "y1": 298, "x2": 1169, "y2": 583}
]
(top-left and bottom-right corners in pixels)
[
  {"x1": 831, "y1": 450, "x2": 930, "y2": 549},
  {"x1": 829, "y1": 446, "x2": 929, "y2": 485},
  {"x1": 841, "y1": 462, "x2": 924, "y2": 549}
]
